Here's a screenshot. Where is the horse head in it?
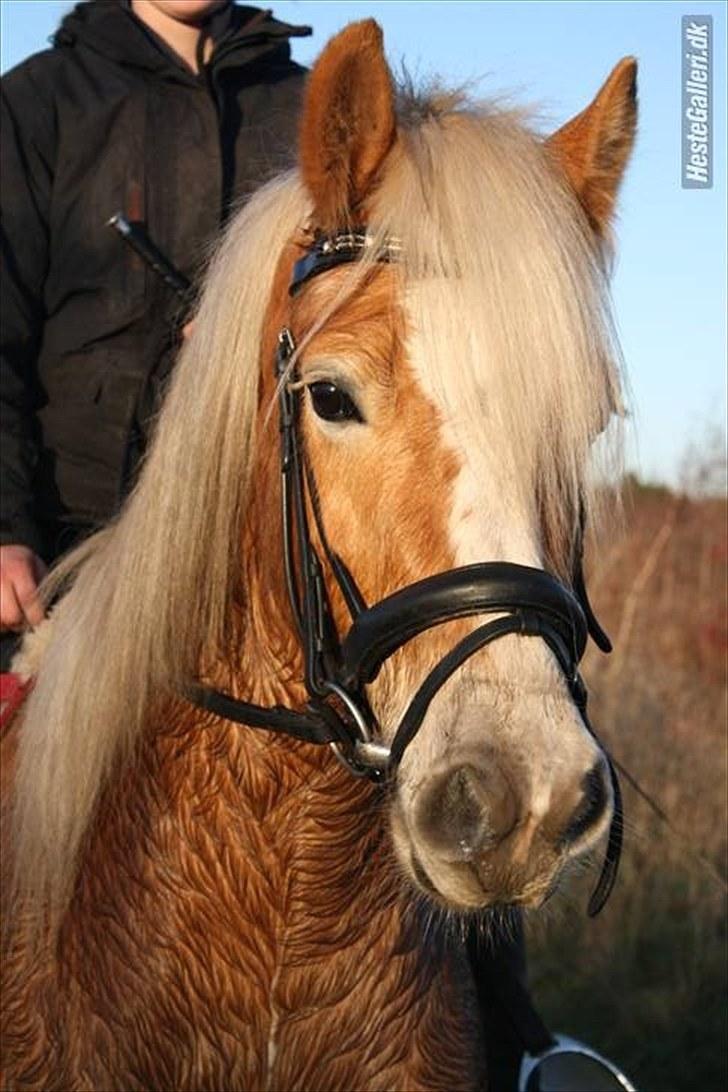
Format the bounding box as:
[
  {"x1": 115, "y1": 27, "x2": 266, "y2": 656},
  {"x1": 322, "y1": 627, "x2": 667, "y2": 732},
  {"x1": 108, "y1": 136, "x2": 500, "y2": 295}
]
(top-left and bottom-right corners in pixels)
[{"x1": 233, "y1": 21, "x2": 637, "y2": 913}]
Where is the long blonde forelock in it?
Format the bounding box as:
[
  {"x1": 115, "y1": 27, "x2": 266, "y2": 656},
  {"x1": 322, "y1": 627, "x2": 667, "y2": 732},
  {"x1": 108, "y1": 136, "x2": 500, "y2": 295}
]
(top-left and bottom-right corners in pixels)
[{"x1": 375, "y1": 95, "x2": 622, "y2": 571}]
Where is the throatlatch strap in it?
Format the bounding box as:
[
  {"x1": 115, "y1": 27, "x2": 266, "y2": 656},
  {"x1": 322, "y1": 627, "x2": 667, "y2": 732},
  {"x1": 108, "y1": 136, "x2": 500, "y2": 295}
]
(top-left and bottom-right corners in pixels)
[{"x1": 573, "y1": 556, "x2": 612, "y2": 654}]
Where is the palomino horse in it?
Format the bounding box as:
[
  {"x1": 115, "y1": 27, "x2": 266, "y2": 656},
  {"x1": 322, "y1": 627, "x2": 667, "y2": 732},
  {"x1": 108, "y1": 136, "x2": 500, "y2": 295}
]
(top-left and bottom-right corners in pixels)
[{"x1": 1, "y1": 21, "x2": 637, "y2": 1091}]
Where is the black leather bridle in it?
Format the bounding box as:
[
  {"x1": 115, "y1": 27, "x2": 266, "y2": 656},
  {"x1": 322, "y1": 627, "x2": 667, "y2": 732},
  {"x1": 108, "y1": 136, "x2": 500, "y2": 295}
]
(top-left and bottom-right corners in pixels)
[{"x1": 189, "y1": 229, "x2": 623, "y2": 916}]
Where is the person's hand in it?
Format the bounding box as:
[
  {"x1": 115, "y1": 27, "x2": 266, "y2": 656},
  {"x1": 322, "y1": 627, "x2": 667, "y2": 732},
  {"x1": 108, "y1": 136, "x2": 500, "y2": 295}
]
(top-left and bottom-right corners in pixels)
[{"x1": 0, "y1": 545, "x2": 47, "y2": 631}]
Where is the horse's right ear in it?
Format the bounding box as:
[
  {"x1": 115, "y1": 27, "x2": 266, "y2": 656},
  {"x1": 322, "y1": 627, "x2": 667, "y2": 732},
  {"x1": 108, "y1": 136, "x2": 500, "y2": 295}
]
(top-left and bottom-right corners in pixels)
[{"x1": 299, "y1": 20, "x2": 396, "y2": 230}]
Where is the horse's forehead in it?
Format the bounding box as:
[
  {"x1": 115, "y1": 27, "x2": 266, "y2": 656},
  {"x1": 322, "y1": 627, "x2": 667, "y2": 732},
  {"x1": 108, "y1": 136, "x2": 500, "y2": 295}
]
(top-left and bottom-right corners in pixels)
[{"x1": 290, "y1": 266, "x2": 399, "y2": 350}]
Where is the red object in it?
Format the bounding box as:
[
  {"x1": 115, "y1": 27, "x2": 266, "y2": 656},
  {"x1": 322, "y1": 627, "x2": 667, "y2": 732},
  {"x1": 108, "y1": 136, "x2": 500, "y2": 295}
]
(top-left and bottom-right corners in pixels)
[{"x1": 0, "y1": 673, "x2": 33, "y2": 733}]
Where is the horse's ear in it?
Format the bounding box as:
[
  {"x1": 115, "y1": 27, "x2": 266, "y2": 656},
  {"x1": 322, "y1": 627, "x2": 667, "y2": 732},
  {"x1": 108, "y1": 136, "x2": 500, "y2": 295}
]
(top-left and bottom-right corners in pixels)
[
  {"x1": 547, "y1": 57, "x2": 637, "y2": 237},
  {"x1": 299, "y1": 20, "x2": 396, "y2": 229}
]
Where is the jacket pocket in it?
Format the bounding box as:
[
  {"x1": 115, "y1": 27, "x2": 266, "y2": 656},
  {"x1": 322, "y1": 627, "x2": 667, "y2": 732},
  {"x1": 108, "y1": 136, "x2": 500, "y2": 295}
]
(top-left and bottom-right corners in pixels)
[{"x1": 37, "y1": 349, "x2": 145, "y2": 522}]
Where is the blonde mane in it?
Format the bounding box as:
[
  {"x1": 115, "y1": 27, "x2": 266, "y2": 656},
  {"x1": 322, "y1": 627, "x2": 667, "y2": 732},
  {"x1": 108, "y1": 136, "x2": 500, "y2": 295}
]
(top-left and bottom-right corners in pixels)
[{"x1": 9, "y1": 88, "x2": 622, "y2": 917}]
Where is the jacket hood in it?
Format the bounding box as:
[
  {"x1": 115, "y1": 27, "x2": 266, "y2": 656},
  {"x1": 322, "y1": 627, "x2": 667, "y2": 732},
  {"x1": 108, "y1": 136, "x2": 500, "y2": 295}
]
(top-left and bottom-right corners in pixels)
[{"x1": 53, "y1": 1, "x2": 311, "y2": 79}]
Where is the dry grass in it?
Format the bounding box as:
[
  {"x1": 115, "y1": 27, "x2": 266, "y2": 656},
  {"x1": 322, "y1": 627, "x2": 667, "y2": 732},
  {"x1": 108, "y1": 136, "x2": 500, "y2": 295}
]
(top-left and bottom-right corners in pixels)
[{"x1": 526, "y1": 478, "x2": 728, "y2": 1091}]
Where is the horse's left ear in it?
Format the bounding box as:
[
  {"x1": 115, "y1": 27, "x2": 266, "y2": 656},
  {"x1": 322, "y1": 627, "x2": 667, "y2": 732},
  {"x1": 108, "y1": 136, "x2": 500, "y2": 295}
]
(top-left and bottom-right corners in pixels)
[
  {"x1": 547, "y1": 57, "x2": 637, "y2": 236},
  {"x1": 299, "y1": 20, "x2": 396, "y2": 230}
]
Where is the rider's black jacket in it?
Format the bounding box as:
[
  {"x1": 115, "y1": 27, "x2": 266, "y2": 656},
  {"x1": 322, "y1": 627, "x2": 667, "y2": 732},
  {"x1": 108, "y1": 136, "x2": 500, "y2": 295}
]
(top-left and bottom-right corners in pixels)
[{"x1": 1, "y1": 1, "x2": 308, "y2": 559}]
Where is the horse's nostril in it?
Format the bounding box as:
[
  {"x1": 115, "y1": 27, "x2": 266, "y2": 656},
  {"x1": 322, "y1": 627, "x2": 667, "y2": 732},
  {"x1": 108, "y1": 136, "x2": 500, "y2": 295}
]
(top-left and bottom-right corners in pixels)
[
  {"x1": 562, "y1": 761, "x2": 610, "y2": 845},
  {"x1": 416, "y1": 762, "x2": 518, "y2": 860}
]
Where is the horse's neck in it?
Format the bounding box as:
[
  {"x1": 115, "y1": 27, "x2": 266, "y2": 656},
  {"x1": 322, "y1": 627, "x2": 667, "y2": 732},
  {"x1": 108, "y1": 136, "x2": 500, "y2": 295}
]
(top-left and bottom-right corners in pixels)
[
  {"x1": 69, "y1": 679, "x2": 483, "y2": 1088},
  {"x1": 78, "y1": 681, "x2": 467, "y2": 1074},
  {"x1": 59, "y1": 477, "x2": 481, "y2": 1086}
]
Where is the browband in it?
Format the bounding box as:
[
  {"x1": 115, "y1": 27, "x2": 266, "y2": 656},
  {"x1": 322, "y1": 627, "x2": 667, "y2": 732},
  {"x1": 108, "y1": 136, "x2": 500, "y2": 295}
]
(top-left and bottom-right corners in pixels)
[{"x1": 290, "y1": 229, "x2": 400, "y2": 296}]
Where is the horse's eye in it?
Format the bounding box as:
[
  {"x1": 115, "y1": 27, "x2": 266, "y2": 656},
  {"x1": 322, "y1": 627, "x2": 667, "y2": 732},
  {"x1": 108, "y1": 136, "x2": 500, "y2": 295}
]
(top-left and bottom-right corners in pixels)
[{"x1": 308, "y1": 381, "x2": 363, "y2": 423}]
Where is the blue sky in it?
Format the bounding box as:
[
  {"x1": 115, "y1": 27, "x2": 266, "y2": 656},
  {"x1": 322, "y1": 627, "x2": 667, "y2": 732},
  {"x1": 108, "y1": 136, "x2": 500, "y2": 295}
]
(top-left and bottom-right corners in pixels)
[{"x1": 1, "y1": 0, "x2": 726, "y2": 487}]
